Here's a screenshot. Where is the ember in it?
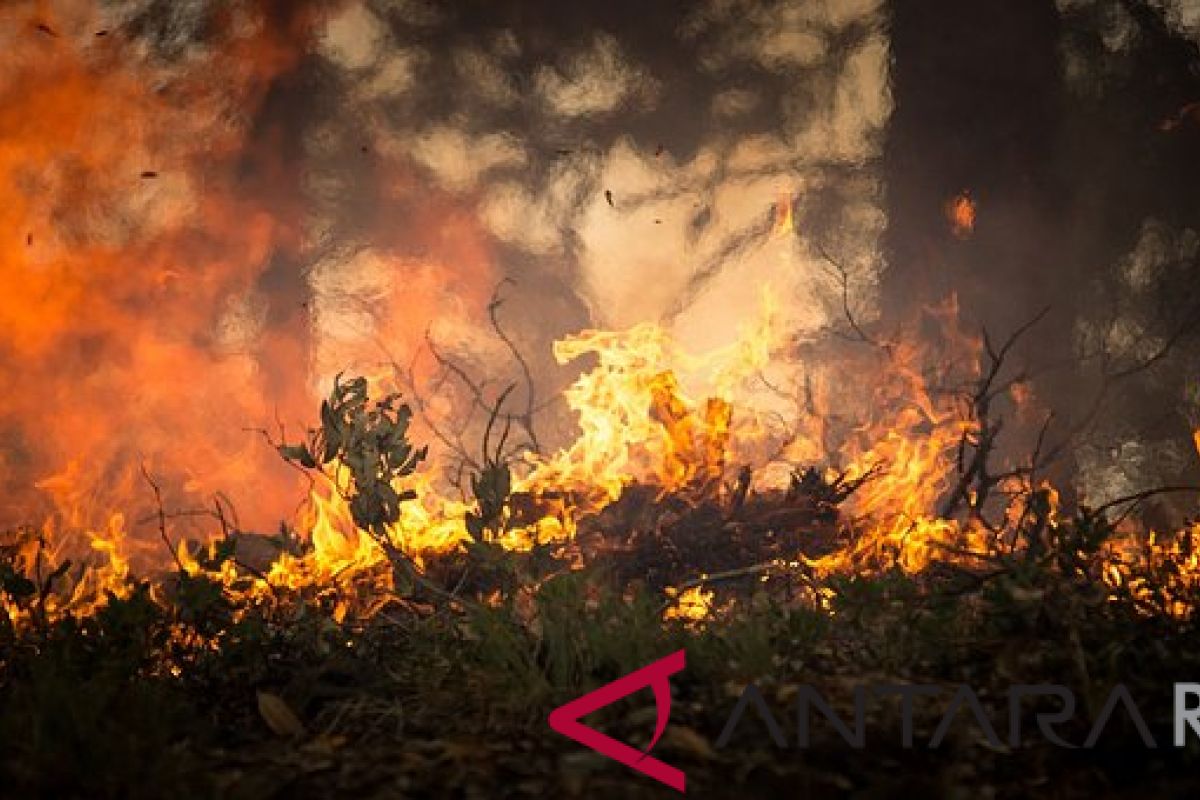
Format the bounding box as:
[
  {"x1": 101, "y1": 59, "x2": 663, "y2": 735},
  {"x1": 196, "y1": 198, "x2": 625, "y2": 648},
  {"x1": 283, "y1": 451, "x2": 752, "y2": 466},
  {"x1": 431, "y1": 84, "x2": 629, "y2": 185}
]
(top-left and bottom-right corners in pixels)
[{"x1": 946, "y1": 190, "x2": 976, "y2": 238}]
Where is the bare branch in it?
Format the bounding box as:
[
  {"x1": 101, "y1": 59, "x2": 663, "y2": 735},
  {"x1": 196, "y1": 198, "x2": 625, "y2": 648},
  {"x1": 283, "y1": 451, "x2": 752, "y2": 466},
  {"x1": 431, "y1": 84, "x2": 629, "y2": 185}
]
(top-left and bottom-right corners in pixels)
[
  {"x1": 139, "y1": 463, "x2": 185, "y2": 573},
  {"x1": 811, "y1": 240, "x2": 883, "y2": 348},
  {"x1": 488, "y1": 279, "x2": 541, "y2": 453}
]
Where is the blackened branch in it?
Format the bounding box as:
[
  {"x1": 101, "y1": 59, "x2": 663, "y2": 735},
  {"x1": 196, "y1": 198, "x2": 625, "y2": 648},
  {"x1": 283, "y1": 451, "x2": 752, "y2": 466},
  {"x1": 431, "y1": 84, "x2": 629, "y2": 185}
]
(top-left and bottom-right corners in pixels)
[{"x1": 140, "y1": 462, "x2": 185, "y2": 573}]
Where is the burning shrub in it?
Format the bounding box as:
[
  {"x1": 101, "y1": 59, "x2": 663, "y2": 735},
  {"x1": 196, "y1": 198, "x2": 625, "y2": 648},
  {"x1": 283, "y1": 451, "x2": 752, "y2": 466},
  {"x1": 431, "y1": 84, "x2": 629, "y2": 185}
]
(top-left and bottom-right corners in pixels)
[{"x1": 278, "y1": 374, "x2": 428, "y2": 594}]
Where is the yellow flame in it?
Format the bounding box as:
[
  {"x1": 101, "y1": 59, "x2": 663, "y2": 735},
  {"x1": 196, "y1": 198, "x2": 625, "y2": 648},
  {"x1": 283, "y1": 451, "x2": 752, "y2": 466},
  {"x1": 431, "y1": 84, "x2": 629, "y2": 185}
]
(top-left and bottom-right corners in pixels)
[{"x1": 664, "y1": 585, "x2": 714, "y2": 624}]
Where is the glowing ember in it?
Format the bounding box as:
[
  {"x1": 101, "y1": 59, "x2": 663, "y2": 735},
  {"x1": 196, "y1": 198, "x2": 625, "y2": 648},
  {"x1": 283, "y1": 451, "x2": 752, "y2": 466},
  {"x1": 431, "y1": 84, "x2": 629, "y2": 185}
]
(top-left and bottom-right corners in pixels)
[
  {"x1": 946, "y1": 191, "x2": 976, "y2": 238},
  {"x1": 663, "y1": 585, "x2": 715, "y2": 624}
]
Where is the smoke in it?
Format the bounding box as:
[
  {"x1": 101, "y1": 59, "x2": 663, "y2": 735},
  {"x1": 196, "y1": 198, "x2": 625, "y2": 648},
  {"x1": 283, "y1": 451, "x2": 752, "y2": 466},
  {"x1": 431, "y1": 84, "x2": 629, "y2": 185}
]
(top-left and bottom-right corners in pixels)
[
  {"x1": 8, "y1": 0, "x2": 1197, "y2": 547},
  {"x1": 0, "y1": 0, "x2": 896, "y2": 546},
  {"x1": 302, "y1": 0, "x2": 893, "y2": 440},
  {"x1": 882, "y1": 0, "x2": 1200, "y2": 518},
  {"x1": 0, "y1": 1, "x2": 327, "y2": 556}
]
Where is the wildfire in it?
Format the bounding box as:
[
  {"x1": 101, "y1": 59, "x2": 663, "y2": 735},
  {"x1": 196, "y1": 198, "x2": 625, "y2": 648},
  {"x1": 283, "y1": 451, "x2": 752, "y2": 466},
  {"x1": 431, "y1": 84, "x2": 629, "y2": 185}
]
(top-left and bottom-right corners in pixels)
[
  {"x1": 0, "y1": 0, "x2": 320, "y2": 557},
  {"x1": 5, "y1": 267, "x2": 1197, "y2": 629},
  {"x1": 2, "y1": 7, "x2": 1198, "y2": 633}
]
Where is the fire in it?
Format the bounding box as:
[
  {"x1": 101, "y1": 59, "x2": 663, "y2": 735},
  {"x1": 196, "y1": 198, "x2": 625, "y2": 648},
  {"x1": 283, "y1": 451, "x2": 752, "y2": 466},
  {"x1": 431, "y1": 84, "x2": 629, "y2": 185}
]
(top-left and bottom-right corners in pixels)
[
  {"x1": 0, "y1": 1, "x2": 319, "y2": 558},
  {"x1": 1101, "y1": 524, "x2": 1200, "y2": 620},
  {"x1": 2, "y1": 8, "x2": 1197, "y2": 631},
  {"x1": 946, "y1": 191, "x2": 976, "y2": 238},
  {"x1": 663, "y1": 585, "x2": 715, "y2": 624},
  {"x1": 7, "y1": 242, "x2": 1199, "y2": 629},
  {"x1": 517, "y1": 290, "x2": 782, "y2": 516},
  {"x1": 0, "y1": 0, "x2": 502, "y2": 599}
]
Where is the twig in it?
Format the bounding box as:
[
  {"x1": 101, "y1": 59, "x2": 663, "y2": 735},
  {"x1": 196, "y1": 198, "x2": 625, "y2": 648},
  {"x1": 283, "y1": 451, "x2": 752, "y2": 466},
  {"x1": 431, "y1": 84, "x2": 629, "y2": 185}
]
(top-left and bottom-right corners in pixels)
[
  {"x1": 938, "y1": 307, "x2": 1051, "y2": 521},
  {"x1": 488, "y1": 279, "x2": 541, "y2": 453},
  {"x1": 140, "y1": 463, "x2": 185, "y2": 572},
  {"x1": 1092, "y1": 485, "x2": 1200, "y2": 527},
  {"x1": 811, "y1": 240, "x2": 882, "y2": 348},
  {"x1": 661, "y1": 560, "x2": 783, "y2": 612}
]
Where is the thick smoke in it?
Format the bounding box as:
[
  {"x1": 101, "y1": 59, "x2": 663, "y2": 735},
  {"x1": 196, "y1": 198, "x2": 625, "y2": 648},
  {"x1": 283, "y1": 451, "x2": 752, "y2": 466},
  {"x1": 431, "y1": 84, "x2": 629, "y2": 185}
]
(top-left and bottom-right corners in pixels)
[
  {"x1": 4, "y1": 0, "x2": 1195, "y2": 547},
  {"x1": 305, "y1": 0, "x2": 890, "y2": 354},
  {"x1": 1, "y1": 0, "x2": 892, "y2": 546}
]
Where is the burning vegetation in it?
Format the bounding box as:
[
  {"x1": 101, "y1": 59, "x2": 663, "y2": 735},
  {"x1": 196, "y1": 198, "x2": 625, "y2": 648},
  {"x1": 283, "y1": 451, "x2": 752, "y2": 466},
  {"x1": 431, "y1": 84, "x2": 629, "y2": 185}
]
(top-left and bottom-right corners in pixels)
[
  {"x1": 4, "y1": 1, "x2": 1200, "y2": 798},
  {"x1": 4, "y1": 277, "x2": 1200, "y2": 796},
  {"x1": 4, "y1": 286, "x2": 1197, "y2": 630}
]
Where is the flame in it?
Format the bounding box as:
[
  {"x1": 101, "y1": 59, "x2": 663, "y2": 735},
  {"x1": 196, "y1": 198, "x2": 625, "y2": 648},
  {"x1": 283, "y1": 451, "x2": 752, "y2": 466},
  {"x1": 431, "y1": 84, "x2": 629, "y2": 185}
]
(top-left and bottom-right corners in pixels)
[
  {"x1": 10, "y1": 277, "x2": 1200, "y2": 625},
  {"x1": 663, "y1": 585, "x2": 715, "y2": 624},
  {"x1": 517, "y1": 290, "x2": 782, "y2": 516},
  {"x1": 0, "y1": 0, "x2": 505, "y2": 594},
  {"x1": 1101, "y1": 524, "x2": 1200, "y2": 620},
  {"x1": 0, "y1": 1, "x2": 321, "y2": 559}
]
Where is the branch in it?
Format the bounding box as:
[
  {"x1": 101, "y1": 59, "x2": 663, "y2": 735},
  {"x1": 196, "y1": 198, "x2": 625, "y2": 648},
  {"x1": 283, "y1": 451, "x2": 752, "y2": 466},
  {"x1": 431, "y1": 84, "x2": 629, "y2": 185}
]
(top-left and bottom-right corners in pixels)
[
  {"x1": 1091, "y1": 485, "x2": 1200, "y2": 526},
  {"x1": 938, "y1": 307, "x2": 1050, "y2": 521},
  {"x1": 659, "y1": 560, "x2": 787, "y2": 614},
  {"x1": 488, "y1": 279, "x2": 541, "y2": 453},
  {"x1": 139, "y1": 463, "x2": 185, "y2": 573},
  {"x1": 811, "y1": 240, "x2": 883, "y2": 348}
]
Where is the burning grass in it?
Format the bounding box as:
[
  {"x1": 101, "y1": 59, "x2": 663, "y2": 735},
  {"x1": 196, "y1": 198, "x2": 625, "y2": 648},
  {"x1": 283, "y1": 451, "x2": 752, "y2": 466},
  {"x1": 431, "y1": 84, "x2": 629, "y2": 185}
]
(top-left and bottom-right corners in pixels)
[{"x1": 4, "y1": 519, "x2": 1200, "y2": 798}]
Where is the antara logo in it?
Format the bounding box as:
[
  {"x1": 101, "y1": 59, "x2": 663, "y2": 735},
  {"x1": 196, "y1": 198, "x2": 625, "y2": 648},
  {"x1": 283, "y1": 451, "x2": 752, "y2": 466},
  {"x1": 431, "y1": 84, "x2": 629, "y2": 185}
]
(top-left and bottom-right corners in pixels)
[{"x1": 547, "y1": 649, "x2": 687, "y2": 792}]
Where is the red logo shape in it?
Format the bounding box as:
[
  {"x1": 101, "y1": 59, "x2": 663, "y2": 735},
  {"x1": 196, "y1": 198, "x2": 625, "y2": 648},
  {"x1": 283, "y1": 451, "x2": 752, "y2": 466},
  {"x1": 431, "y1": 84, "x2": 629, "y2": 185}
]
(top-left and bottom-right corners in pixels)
[{"x1": 548, "y1": 649, "x2": 686, "y2": 792}]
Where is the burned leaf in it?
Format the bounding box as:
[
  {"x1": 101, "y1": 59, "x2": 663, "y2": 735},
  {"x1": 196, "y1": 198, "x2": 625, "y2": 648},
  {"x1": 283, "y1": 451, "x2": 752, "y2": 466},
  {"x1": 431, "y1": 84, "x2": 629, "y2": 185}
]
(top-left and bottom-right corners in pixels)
[
  {"x1": 318, "y1": 399, "x2": 343, "y2": 462},
  {"x1": 140, "y1": 170, "x2": 158, "y2": 179},
  {"x1": 35, "y1": 22, "x2": 58, "y2": 37},
  {"x1": 256, "y1": 691, "x2": 306, "y2": 738},
  {"x1": 0, "y1": 563, "x2": 36, "y2": 600},
  {"x1": 605, "y1": 189, "x2": 614, "y2": 208},
  {"x1": 206, "y1": 537, "x2": 238, "y2": 570},
  {"x1": 45, "y1": 559, "x2": 72, "y2": 588},
  {"x1": 277, "y1": 443, "x2": 317, "y2": 469},
  {"x1": 662, "y1": 725, "x2": 716, "y2": 760}
]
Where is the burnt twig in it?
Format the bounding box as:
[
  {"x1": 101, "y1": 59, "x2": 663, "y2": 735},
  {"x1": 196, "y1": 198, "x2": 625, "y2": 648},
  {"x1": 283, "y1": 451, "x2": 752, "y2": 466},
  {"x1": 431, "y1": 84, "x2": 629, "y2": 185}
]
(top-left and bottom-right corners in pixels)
[{"x1": 140, "y1": 463, "x2": 185, "y2": 572}]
